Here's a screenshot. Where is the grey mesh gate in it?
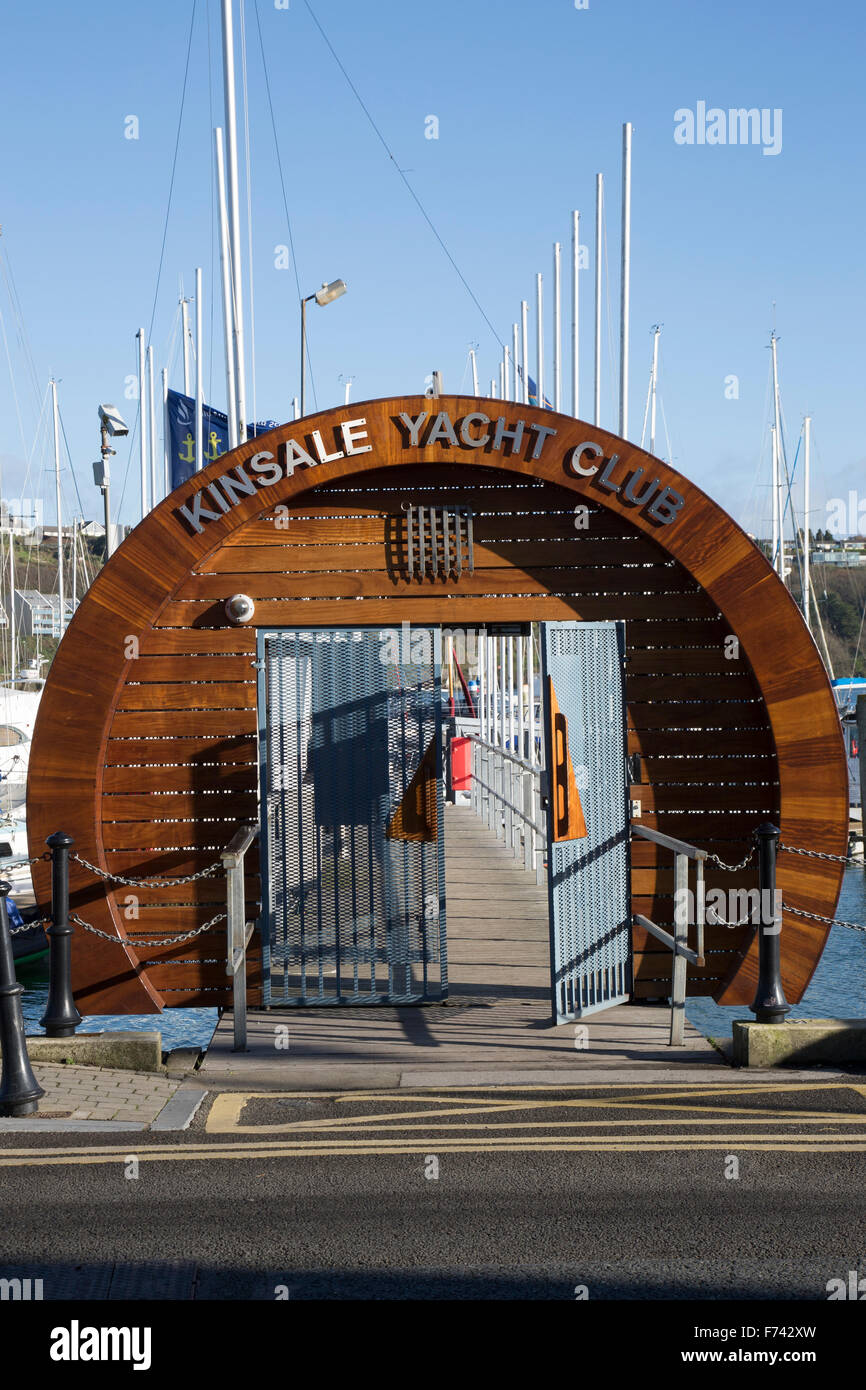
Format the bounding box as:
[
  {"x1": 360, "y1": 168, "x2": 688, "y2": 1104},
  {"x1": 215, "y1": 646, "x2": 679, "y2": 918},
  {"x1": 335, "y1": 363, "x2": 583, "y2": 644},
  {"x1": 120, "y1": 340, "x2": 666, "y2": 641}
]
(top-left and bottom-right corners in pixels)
[
  {"x1": 541, "y1": 620, "x2": 631, "y2": 1022},
  {"x1": 258, "y1": 627, "x2": 447, "y2": 1005}
]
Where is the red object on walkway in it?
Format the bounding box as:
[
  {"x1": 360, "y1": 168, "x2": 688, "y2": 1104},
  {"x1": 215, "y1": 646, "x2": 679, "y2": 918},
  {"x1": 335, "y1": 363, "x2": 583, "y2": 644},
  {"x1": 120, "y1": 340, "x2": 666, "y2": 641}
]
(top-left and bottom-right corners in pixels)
[{"x1": 451, "y1": 736, "x2": 472, "y2": 791}]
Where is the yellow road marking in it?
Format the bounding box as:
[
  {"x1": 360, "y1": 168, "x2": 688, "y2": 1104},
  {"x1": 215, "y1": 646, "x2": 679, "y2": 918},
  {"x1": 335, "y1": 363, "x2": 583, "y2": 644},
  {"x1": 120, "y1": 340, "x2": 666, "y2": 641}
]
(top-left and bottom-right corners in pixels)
[
  {"x1": 2, "y1": 1135, "x2": 866, "y2": 1167},
  {"x1": 206, "y1": 1082, "x2": 866, "y2": 1135}
]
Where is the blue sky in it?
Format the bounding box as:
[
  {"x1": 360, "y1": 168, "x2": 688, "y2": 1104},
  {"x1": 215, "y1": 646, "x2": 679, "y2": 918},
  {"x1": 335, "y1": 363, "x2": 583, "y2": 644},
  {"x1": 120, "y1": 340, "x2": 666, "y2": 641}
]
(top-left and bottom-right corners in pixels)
[{"x1": 0, "y1": 0, "x2": 863, "y2": 531}]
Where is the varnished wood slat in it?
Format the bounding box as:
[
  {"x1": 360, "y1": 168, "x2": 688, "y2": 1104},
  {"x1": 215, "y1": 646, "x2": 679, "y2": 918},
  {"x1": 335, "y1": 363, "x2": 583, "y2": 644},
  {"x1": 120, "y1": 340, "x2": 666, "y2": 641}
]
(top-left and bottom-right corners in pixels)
[
  {"x1": 115, "y1": 682, "x2": 257, "y2": 712},
  {"x1": 632, "y1": 978, "x2": 719, "y2": 998},
  {"x1": 631, "y1": 865, "x2": 760, "y2": 894},
  {"x1": 105, "y1": 881, "x2": 255, "y2": 905},
  {"x1": 110, "y1": 711, "x2": 257, "y2": 736},
  {"x1": 219, "y1": 517, "x2": 667, "y2": 547},
  {"x1": 628, "y1": 703, "x2": 769, "y2": 731},
  {"x1": 156, "y1": 592, "x2": 719, "y2": 626},
  {"x1": 178, "y1": 565, "x2": 697, "y2": 600},
  {"x1": 628, "y1": 728, "x2": 774, "y2": 755},
  {"x1": 625, "y1": 674, "x2": 759, "y2": 702},
  {"x1": 632, "y1": 811, "x2": 771, "y2": 839},
  {"x1": 102, "y1": 850, "x2": 259, "y2": 874},
  {"x1": 103, "y1": 765, "x2": 257, "y2": 793},
  {"x1": 137, "y1": 629, "x2": 257, "y2": 655},
  {"x1": 154, "y1": 987, "x2": 260, "y2": 1005},
  {"x1": 128, "y1": 655, "x2": 256, "y2": 681},
  {"x1": 625, "y1": 648, "x2": 756, "y2": 675},
  {"x1": 624, "y1": 618, "x2": 728, "y2": 647},
  {"x1": 142, "y1": 960, "x2": 264, "y2": 989},
  {"x1": 102, "y1": 791, "x2": 258, "y2": 821},
  {"x1": 632, "y1": 955, "x2": 735, "y2": 983},
  {"x1": 104, "y1": 735, "x2": 256, "y2": 765},
  {"x1": 101, "y1": 821, "x2": 248, "y2": 851},
  {"x1": 631, "y1": 921, "x2": 747, "y2": 954},
  {"x1": 629, "y1": 784, "x2": 778, "y2": 813},
  {"x1": 634, "y1": 756, "x2": 777, "y2": 785},
  {"x1": 200, "y1": 538, "x2": 673, "y2": 574}
]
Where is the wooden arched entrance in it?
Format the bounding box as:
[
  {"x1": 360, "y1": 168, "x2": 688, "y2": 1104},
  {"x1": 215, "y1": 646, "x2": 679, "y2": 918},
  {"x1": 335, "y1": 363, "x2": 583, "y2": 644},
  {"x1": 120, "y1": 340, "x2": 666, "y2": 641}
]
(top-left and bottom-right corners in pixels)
[{"x1": 26, "y1": 396, "x2": 848, "y2": 1014}]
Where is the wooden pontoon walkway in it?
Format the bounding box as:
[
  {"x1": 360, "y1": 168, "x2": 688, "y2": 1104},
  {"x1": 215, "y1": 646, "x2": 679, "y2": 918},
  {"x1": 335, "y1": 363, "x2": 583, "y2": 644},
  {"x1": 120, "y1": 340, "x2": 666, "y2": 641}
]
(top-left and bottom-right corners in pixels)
[{"x1": 200, "y1": 805, "x2": 721, "y2": 1087}]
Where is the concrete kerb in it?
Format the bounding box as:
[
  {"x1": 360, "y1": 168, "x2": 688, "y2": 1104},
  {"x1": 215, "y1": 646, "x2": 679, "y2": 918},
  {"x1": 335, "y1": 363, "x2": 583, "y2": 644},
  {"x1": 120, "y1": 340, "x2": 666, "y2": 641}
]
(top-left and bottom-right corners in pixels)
[
  {"x1": 733, "y1": 1019, "x2": 866, "y2": 1068},
  {"x1": 4, "y1": 1031, "x2": 165, "y2": 1073}
]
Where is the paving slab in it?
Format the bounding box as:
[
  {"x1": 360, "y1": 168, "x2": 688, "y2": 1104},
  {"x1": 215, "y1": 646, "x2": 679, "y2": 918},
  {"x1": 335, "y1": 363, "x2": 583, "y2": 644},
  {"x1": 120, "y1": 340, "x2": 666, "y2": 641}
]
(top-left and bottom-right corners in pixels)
[{"x1": 0, "y1": 1062, "x2": 181, "y2": 1131}]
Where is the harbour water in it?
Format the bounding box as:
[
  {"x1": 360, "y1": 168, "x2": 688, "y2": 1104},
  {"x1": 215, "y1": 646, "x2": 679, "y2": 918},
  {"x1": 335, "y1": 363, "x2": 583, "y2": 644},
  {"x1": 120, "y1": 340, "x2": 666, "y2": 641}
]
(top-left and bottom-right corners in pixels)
[{"x1": 17, "y1": 869, "x2": 866, "y2": 1051}]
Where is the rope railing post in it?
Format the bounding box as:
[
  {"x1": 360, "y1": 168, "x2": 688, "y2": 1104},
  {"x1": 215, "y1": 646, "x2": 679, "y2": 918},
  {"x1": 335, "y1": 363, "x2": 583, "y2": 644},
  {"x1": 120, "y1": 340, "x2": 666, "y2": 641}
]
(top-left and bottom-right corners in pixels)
[
  {"x1": 751, "y1": 822, "x2": 790, "y2": 1024},
  {"x1": 0, "y1": 880, "x2": 45, "y2": 1116},
  {"x1": 41, "y1": 832, "x2": 82, "y2": 1038}
]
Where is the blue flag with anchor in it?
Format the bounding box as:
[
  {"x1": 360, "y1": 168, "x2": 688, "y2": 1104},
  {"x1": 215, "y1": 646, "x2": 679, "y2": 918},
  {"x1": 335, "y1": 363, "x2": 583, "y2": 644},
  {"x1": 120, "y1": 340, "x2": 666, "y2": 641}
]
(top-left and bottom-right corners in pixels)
[
  {"x1": 525, "y1": 373, "x2": 553, "y2": 410},
  {"x1": 166, "y1": 390, "x2": 279, "y2": 490}
]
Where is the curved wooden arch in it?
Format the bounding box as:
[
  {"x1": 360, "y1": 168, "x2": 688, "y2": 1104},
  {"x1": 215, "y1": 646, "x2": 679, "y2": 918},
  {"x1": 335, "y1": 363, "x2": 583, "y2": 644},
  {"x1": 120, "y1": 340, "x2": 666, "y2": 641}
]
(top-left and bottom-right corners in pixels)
[{"x1": 27, "y1": 395, "x2": 847, "y2": 1014}]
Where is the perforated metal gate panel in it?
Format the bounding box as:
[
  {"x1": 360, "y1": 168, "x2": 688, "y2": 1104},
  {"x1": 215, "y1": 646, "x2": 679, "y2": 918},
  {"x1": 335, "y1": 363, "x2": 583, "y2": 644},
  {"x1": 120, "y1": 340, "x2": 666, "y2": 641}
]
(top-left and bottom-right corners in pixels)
[
  {"x1": 259, "y1": 628, "x2": 446, "y2": 1005},
  {"x1": 541, "y1": 621, "x2": 631, "y2": 1022}
]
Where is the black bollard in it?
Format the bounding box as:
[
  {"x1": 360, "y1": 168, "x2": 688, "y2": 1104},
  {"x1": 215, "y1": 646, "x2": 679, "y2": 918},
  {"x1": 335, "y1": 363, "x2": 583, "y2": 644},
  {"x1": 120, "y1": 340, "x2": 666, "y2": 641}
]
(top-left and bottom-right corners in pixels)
[
  {"x1": 750, "y1": 822, "x2": 791, "y2": 1024},
  {"x1": 0, "y1": 880, "x2": 45, "y2": 1116},
  {"x1": 40, "y1": 832, "x2": 82, "y2": 1038}
]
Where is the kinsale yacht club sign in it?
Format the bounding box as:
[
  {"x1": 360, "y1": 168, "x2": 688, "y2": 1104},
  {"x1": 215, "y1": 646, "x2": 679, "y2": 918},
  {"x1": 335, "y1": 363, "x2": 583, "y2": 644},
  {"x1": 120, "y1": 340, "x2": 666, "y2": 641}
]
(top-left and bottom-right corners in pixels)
[{"x1": 174, "y1": 407, "x2": 687, "y2": 535}]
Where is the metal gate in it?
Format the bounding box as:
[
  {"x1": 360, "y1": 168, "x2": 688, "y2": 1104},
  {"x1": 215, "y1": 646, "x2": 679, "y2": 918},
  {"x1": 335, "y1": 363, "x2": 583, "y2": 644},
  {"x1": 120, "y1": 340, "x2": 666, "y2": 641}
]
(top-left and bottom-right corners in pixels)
[
  {"x1": 541, "y1": 620, "x2": 631, "y2": 1022},
  {"x1": 258, "y1": 627, "x2": 447, "y2": 1005}
]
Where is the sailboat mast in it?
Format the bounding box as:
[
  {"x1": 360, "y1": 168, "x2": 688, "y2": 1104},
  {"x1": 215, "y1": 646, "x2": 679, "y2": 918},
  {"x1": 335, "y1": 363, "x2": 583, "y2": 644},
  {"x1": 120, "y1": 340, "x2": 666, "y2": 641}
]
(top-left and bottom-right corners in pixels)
[
  {"x1": 71, "y1": 517, "x2": 78, "y2": 612},
  {"x1": 803, "y1": 414, "x2": 812, "y2": 630},
  {"x1": 195, "y1": 266, "x2": 204, "y2": 472},
  {"x1": 221, "y1": 0, "x2": 247, "y2": 444},
  {"x1": 215, "y1": 127, "x2": 239, "y2": 450},
  {"x1": 649, "y1": 324, "x2": 661, "y2": 454},
  {"x1": 8, "y1": 522, "x2": 15, "y2": 682},
  {"x1": 771, "y1": 422, "x2": 779, "y2": 574},
  {"x1": 619, "y1": 123, "x2": 632, "y2": 438},
  {"x1": 181, "y1": 294, "x2": 191, "y2": 396},
  {"x1": 535, "y1": 273, "x2": 544, "y2": 406},
  {"x1": 137, "y1": 328, "x2": 148, "y2": 519},
  {"x1": 571, "y1": 209, "x2": 580, "y2": 417},
  {"x1": 771, "y1": 332, "x2": 784, "y2": 580},
  {"x1": 594, "y1": 173, "x2": 603, "y2": 427},
  {"x1": 552, "y1": 241, "x2": 561, "y2": 412},
  {"x1": 51, "y1": 378, "x2": 65, "y2": 638}
]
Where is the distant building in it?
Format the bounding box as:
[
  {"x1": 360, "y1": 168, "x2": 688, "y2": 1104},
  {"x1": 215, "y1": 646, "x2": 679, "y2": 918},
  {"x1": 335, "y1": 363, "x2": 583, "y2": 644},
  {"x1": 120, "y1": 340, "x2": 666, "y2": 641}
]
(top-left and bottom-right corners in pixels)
[{"x1": 13, "y1": 590, "x2": 77, "y2": 638}]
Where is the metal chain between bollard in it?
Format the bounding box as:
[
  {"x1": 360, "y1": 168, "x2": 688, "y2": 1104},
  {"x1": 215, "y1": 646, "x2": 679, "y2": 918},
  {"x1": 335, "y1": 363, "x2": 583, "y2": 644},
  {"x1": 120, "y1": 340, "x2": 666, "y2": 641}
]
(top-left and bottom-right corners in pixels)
[
  {"x1": 69, "y1": 852, "x2": 223, "y2": 888},
  {"x1": 706, "y1": 847, "x2": 756, "y2": 872},
  {"x1": 779, "y1": 843, "x2": 856, "y2": 865},
  {"x1": 782, "y1": 902, "x2": 866, "y2": 933},
  {"x1": 70, "y1": 911, "x2": 227, "y2": 947},
  {"x1": 8, "y1": 919, "x2": 50, "y2": 936}
]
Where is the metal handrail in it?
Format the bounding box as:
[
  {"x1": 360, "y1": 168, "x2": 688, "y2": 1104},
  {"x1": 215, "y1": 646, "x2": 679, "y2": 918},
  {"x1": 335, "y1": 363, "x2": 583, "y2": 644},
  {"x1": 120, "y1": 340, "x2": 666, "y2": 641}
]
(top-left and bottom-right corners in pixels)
[
  {"x1": 632, "y1": 823, "x2": 708, "y2": 862},
  {"x1": 220, "y1": 819, "x2": 259, "y2": 1052},
  {"x1": 469, "y1": 735, "x2": 546, "y2": 883},
  {"x1": 631, "y1": 823, "x2": 706, "y2": 1046}
]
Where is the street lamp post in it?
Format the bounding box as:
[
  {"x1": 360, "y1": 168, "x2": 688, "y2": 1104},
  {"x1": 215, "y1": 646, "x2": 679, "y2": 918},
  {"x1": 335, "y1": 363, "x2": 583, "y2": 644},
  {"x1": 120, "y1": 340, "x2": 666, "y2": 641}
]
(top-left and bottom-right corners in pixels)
[
  {"x1": 300, "y1": 279, "x2": 347, "y2": 417},
  {"x1": 95, "y1": 405, "x2": 129, "y2": 561}
]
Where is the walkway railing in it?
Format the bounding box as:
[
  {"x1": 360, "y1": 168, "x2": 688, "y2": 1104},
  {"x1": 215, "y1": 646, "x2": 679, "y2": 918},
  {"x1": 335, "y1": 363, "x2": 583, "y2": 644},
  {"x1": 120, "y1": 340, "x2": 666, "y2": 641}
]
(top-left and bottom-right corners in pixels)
[
  {"x1": 221, "y1": 820, "x2": 259, "y2": 1051},
  {"x1": 632, "y1": 824, "x2": 706, "y2": 1047},
  {"x1": 470, "y1": 735, "x2": 546, "y2": 885}
]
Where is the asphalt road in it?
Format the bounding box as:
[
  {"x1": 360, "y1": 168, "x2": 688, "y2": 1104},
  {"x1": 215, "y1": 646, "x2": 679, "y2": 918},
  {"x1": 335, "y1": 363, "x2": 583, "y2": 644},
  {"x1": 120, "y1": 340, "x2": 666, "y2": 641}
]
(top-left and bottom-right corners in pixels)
[{"x1": 2, "y1": 1082, "x2": 866, "y2": 1301}]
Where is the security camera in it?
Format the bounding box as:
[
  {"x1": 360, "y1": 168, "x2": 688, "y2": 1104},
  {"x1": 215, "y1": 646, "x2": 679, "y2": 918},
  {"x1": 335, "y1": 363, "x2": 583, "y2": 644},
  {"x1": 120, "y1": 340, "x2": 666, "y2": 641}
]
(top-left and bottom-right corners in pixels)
[
  {"x1": 98, "y1": 403, "x2": 129, "y2": 437},
  {"x1": 224, "y1": 593, "x2": 255, "y2": 625}
]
